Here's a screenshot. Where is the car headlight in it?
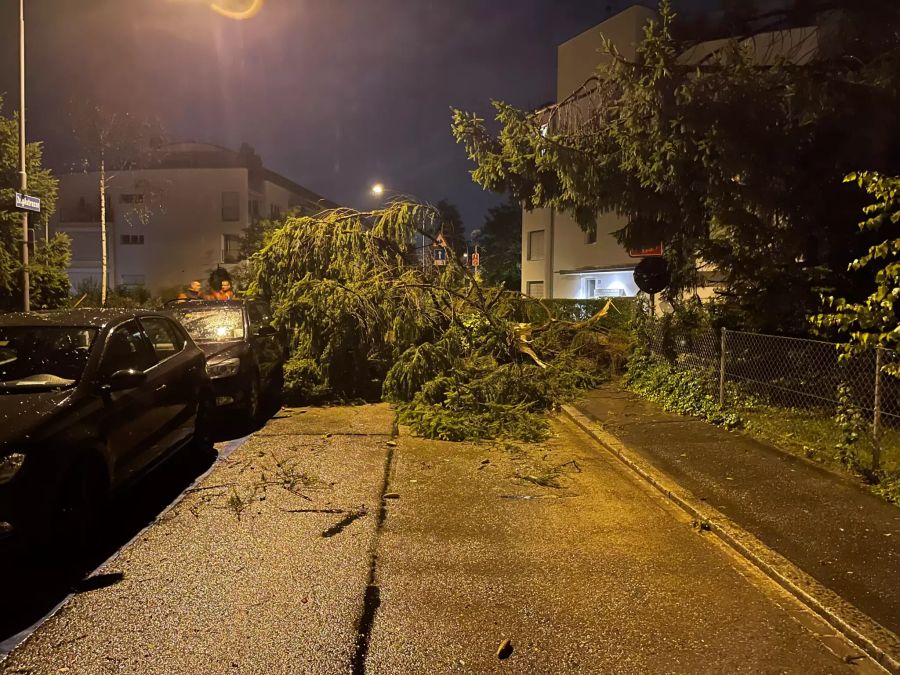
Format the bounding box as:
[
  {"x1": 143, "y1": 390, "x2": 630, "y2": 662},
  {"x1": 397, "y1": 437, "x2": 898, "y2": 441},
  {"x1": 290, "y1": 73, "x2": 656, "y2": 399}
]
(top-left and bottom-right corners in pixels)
[
  {"x1": 207, "y1": 357, "x2": 241, "y2": 379},
  {"x1": 0, "y1": 453, "x2": 25, "y2": 485}
]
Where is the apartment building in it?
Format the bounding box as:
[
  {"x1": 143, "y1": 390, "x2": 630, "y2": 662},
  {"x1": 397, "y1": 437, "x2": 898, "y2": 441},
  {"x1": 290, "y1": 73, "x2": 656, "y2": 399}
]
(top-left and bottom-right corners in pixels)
[
  {"x1": 53, "y1": 142, "x2": 336, "y2": 297},
  {"x1": 522, "y1": 5, "x2": 821, "y2": 299}
]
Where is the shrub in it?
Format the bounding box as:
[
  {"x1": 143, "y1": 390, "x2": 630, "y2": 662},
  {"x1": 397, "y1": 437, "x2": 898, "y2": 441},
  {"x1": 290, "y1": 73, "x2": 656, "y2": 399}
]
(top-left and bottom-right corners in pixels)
[{"x1": 624, "y1": 349, "x2": 744, "y2": 429}]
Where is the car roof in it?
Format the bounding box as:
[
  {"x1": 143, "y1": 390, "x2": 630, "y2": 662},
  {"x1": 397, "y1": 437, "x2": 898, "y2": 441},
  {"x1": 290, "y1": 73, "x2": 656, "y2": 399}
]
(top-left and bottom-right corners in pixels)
[
  {"x1": 0, "y1": 308, "x2": 169, "y2": 329},
  {"x1": 167, "y1": 298, "x2": 262, "y2": 309}
]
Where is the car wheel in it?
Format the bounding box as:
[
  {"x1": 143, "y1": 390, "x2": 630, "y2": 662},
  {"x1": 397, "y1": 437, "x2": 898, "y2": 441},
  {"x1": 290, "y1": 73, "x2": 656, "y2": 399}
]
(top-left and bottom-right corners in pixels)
[
  {"x1": 193, "y1": 393, "x2": 215, "y2": 451},
  {"x1": 265, "y1": 365, "x2": 285, "y2": 407},
  {"x1": 245, "y1": 374, "x2": 261, "y2": 422},
  {"x1": 52, "y1": 464, "x2": 106, "y2": 572},
  {"x1": 269, "y1": 365, "x2": 285, "y2": 395}
]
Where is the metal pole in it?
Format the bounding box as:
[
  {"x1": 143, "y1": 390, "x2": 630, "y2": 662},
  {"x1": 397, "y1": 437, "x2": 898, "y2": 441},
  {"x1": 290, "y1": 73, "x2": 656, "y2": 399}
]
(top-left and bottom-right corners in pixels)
[
  {"x1": 19, "y1": 0, "x2": 30, "y2": 312},
  {"x1": 719, "y1": 327, "x2": 727, "y2": 407},
  {"x1": 872, "y1": 347, "x2": 883, "y2": 472}
]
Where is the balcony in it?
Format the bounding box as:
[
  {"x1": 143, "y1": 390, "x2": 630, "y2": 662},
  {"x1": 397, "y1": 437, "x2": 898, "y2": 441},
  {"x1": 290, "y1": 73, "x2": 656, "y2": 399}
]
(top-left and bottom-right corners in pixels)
[{"x1": 59, "y1": 205, "x2": 115, "y2": 224}]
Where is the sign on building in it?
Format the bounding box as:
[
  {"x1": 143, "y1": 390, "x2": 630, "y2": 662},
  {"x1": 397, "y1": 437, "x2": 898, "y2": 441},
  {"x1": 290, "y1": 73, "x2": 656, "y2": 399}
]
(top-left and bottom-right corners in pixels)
[{"x1": 628, "y1": 243, "x2": 663, "y2": 258}]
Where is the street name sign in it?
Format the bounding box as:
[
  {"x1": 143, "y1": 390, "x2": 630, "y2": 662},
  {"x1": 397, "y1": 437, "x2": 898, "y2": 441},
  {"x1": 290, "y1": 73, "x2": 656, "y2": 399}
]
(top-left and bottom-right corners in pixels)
[{"x1": 15, "y1": 193, "x2": 41, "y2": 213}]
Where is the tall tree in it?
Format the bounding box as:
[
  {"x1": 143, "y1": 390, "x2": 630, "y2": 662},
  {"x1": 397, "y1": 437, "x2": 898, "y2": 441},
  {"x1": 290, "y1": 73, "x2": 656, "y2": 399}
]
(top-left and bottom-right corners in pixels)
[
  {"x1": 452, "y1": 0, "x2": 900, "y2": 334},
  {"x1": 815, "y1": 172, "x2": 900, "y2": 371},
  {"x1": 0, "y1": 97, "x2": 68, "y2": 310},
  {"x1": 721, "y1": 0, "x2": 758, "y2": 35},
  {"x1": 477, "y1": 198, "x2": 522, "y2": 290},
  {"x1": 69, "y1": 102, "x2": 164, "y2": 305}
]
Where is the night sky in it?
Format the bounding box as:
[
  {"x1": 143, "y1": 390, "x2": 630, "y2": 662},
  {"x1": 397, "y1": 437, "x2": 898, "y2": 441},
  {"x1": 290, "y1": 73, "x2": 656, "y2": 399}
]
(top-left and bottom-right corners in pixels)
[{"x1": 1, "y1": 0, "x2": 721, "y2": 231}]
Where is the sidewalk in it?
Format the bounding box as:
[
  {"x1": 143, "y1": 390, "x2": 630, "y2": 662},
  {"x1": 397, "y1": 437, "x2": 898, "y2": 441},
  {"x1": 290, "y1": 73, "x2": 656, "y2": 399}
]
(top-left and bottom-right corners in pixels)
[{"x1": 572, "y1": 384, "x2": 900, "y2": 635}]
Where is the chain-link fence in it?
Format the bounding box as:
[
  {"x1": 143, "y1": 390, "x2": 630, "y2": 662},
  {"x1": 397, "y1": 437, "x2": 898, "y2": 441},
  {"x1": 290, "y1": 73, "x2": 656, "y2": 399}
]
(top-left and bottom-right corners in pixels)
[{"x1": 645, "y1": 327, "x2": 900, "y2": 473}]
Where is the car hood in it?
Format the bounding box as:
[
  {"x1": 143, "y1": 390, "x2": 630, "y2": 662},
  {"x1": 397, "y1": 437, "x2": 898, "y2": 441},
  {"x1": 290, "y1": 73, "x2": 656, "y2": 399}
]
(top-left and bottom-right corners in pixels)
[
  {"x1": 0, "y1": 388, "x2": 76, "y2": 451},
  {"x1": 197, "y1": 340, "x2": 248, "y2": 362}
]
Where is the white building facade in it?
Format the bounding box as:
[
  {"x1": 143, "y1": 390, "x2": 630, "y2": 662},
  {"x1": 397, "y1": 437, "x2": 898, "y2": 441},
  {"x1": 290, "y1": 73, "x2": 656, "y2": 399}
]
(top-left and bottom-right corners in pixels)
[{"x1": 53, "y1": 142, "x2": 335, "y2": 298}]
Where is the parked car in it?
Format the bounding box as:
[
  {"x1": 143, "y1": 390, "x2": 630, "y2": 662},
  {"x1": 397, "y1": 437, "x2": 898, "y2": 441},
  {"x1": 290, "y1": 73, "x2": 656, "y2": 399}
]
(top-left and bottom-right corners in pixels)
[
  {"x1": 168, "y1": 299, "x2": 286, "y2": 421},
  {"x1": 0, "y1": 309, "x2": 212, "y2": 556}
]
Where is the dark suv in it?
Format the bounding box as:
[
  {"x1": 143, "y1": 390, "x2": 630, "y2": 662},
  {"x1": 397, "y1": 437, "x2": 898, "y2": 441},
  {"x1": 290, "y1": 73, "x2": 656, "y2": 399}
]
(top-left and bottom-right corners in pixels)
[{"x1": 168, "y1": 299, "x2": 286, "y2": 421}]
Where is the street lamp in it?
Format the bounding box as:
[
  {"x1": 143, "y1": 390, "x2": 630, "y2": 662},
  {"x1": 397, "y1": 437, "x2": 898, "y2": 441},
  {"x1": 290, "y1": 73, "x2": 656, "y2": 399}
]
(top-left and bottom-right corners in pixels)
[
  {"x1": 18, "y1": 0, "x2": 29, "y2": 311},
  {"x1": 208, "y1": 0, "x2": 265, "y2": 20},
  {"x1": 370, "y1": 183, "x2": 385, "y2": 197}
]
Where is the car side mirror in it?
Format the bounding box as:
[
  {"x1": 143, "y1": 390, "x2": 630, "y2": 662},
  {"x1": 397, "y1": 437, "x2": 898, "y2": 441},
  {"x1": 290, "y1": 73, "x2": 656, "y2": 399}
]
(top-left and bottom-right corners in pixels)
[
  {"x1": 104, "y1": 369, "x2": 147, "y2": 392},
  {"x1": 256, "y1": 325, "x2": 277, "y2": 337}
]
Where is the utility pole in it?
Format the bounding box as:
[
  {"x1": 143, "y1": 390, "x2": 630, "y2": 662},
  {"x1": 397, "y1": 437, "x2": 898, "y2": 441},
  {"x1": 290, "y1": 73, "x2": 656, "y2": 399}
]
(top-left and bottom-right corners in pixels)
[{"x1": 19, "y1": 0, "x2": 30, "y2": 312}]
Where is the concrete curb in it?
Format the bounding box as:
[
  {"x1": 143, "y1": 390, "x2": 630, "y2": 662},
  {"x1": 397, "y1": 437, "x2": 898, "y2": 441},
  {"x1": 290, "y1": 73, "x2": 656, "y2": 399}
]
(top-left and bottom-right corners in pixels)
[{"x1": 562, "y1": 404, "x2": 900, "y2": 674}]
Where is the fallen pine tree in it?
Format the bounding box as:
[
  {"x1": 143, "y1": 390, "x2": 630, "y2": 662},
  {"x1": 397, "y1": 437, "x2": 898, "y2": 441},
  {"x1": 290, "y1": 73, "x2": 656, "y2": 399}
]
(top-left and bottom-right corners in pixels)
[{"x1": 248, "y1": 201, "x2": 630, "y2": 441}]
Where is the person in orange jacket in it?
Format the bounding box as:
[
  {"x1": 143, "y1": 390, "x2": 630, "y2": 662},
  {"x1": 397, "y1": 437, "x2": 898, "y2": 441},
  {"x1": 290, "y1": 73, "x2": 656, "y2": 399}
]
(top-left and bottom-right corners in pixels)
[{"x1": 212, "y1": 279, "x2": 235, "y2": 301}]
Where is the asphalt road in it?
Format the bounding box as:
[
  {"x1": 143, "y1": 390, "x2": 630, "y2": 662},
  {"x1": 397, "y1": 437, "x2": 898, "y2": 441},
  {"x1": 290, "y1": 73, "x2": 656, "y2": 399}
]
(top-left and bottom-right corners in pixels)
[{"x1": 1, "y1": 405, "x2": 883, "y2": 673}]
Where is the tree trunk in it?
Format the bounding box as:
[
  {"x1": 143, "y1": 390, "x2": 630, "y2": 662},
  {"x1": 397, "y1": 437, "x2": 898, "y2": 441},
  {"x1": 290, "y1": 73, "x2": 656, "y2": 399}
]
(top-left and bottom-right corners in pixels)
[{"x1": 100, "y1": 157, "x2": 107, "y2": 307}]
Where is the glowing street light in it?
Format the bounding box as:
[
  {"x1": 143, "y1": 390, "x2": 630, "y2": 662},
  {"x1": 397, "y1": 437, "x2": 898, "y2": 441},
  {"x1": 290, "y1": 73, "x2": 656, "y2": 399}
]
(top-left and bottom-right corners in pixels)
[
  {"x1": 371, "y1": 183, "x2": 385, "y2": 197},
  {"x1": 209, "y1": 0, "x2": 265, "y2": 20}
]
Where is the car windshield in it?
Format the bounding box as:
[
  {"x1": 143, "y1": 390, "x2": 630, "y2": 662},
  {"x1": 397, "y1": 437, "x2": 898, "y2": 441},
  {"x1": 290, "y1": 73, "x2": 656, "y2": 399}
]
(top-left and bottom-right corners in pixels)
[
  {"x1": 0, "y1": 326, "x2": 98, "y2": 391},
  {"x1": 172, "y1": 306, "x2": 245, "y2": 342}
]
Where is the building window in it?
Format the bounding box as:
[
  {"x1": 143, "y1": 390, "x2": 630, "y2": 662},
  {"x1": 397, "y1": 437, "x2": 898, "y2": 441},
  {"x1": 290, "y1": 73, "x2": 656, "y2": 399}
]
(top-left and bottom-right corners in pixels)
[
  {"x1": 527, "y1": 230, "x2": 545, "y2": 261},
  {"x1": 249, "y1": 199, "x2": 261, "y2": 220},
  {"x1": 223, "y1": 233, "x2": 243, "y2": 263},
  {"x1": 120, "y1": 234, "x2": 144, "y2": 245},
  {"x1": 222, "y1": 191, "x2": 240, "y2": 221},
  {"x1": 120, "y1": 193, "x2": 144, "y2": 204},
  {"x1": 585, "y1": 278, "x2": 597, "y2": 298},
  {"x1": 69, "y1": 231, "x2": 102, "y2": 261},
  {"x1": 585, "y1": 228, "x2": 597, "y2": 245},
  {"x1": 269, "y1": 203, "x2": 282, "y2": 220},
  {"x1": 526, "y1": 281, "x2": 545, "y2": 299}
]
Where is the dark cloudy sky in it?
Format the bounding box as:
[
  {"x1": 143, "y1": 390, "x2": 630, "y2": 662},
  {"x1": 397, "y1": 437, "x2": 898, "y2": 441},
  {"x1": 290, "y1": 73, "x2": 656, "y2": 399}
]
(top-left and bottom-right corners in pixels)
[{"x1": 0, "y1": 0, "x2": 722, "y2": 231}]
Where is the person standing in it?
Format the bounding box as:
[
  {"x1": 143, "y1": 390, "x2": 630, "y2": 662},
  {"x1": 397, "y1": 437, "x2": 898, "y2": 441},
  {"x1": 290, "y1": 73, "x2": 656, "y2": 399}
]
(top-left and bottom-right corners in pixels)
[
  {"x1": 213, "y1": 279, "x2": 235, "y2": 301},
  {"x1": 185, "y1": 280, "x2": 205, "y2": 300}
]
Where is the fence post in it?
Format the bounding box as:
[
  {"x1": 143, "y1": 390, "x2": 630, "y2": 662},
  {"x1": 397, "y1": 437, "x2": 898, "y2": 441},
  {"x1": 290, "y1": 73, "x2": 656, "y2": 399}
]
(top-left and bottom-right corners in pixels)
[
  {"x1": 719, "y1": 328, "x2": 727, "y2": 407},
  {"x1": 872, "y1": 347, "x2": 883, "y2": 472}
]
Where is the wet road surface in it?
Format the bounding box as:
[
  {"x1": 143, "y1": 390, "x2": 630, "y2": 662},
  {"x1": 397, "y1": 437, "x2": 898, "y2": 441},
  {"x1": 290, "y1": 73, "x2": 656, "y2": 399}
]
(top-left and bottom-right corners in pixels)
[
  {"x1": 0, "y1": 410, "x2": 264, "y2": 654},
  {"x1": 1, "y1": 406, "x2": 884, "y2": 673}
]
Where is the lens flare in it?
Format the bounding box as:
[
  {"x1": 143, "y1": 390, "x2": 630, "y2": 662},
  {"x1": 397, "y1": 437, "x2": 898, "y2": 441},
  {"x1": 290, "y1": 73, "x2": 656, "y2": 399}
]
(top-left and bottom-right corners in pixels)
[{"x1": 209, "y1": 0, "x2": 265, "y2": 20}]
